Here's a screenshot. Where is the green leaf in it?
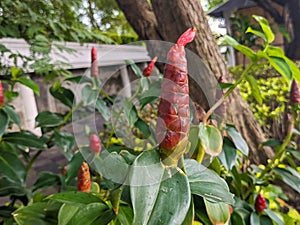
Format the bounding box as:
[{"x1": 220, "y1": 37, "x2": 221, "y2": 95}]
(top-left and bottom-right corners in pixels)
[
  {"x1": 0, "y1": 177, "x2": 26, "y2": 196},
  {"x1": 204, "y1": 199, "x2": 230, "y2": 225},
  {"x1": 48, "y1": 191, "x2": 105, "y2": 206},
  {"x1": 182, "y1": 199, "x2": 194, "y2": 225},
  {"x1": 230, "y1": 211, "x2": 246, "y2": 225},
  {"x1": 124, "y1": 99, "x2": 138, "y2": 127},
  {"x1": 17, "y1": 77, "x2": 40, "y2": 95},
  {"x1": 11, "y1": 67, "x2": 23, "y2": 79},
  {"x1": 126, "y1": 60, "x2": 143, "y2": 77},
  {"x1": 224, "y1": 35, "x2": 257, "y2": 62},
  {"x1": 0, "y1": 151, "x2": 26, "y2": 184},
  {"x1": 245, "y1": 74, "x2": 263, "y2": 104},
  {"x1": 268, "y1": 56, "x2": 292, "y2": 82},
  {"x1": 246, "y1": 27, "x2": 267, "y2": 42},
  {"x1": 13, "y1": 202, "x2": 60, "y2": 225},
  {"x1": 114, "y1": 205, "x2": 133, "y2": 225},
  {"x1": 226, "y1": 125, "x2": 249, "y2": 156},
  {"x1": 95, "y1": 98, "x2": 110, "y2": 121},
  {"x1": 2, "y1": 131, "x2": 47, "y2": 149},
  {"x1": 266, "y1": 46, "x2": 285, "y2": 57},
  {"x1": 0, "y1": 109, "x2": 9, "y2": 136},
  {"x1": 65, "y1": 152, "x2": 84, "y2": 184},
  {"x1": 218, "y1": 137, "x2": 238, "y2": 171},
  {"x1": 134, "y1": 118, "x2": 151, "y2": 138},
  {"x1": 283, "y1": 56, "x2": 300, "y2": 83},
  {"x1": 58, "y1": 204, "x2": 80, "y2": 225},
  {"x1": 35, "y1": 111, "x2": 64, "y2": 128},
  {"x1": 264, "y1": 209, "x2": 284, "y2": 225},
  {"x1": 139, "y1": 80, "x2": 161, "y2": 108},
  {"x1": 273, "y1": 167, "x2": 300, "y2": 193},
  {"x1": 53, "y1": 130, "x2": 75, "y2": 160},
  {"x1": 259, "y1": 215, "x2": 274, "y2": 225},
  {"x1": 250, "y1": 212, "x2": 260, "y2": 225},
  {"x1": 199, "y1": 123, "x2": 223, "y2": 156},
  {"x1": 4, "y1": 90, "x2": 19, "y2": 102},
  {"x1": 185, "y1": 159, "x2": 234, "y2": 204},
  {"x1": 50, "y1": 86, "x2": 75, "y2": 108},
  {"x1": 3, "y1": 105, "x2": 21, "y2": 128},
  {"x1": 33, "y1": 172, "x2": 61, "y2": 192},
  {"x1": 82, "y1": 85, "x2": 98, "y2": 105},
  {"x1": 71, "y1": 202, "x2": 114, "y2": 225},
  {"x1": 253, "y1": 15, "x2": 275, "y2": 43}
]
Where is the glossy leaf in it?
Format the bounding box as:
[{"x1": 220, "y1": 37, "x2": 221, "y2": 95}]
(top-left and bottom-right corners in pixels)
[
  {"x1": 230, "y1": 211, "x2": 246, "y2": 225},
  {"x1": 253, "y1": 15, "x2": 275, "y2": 43},
  {"x1": 283, "y1": 56, "x2": 300, "y2": 83},
  {"x1": 134, "y1": 118, "x2": 151, "y2": 138},
  {"x1": 268, "y1": 56, "x2": 292, "y2": 82},
  {"x1": 82, "y1": 85, "x2": 98, "y2": 105},
  {"x1": 2, "y1": 131, "x2": 47, "y2": 149},
  {"x1": 226, "y1": 125, "x2": 249, "y2": 156},
  {"x1": 250, "y1": 212, "x2": 260, "y2": 225},
  {"x1": 17, "y1": 77, "x2": 40, "y2": 95},
  {"x1": 13, "y1": 202, "x2": 60, "y2": 225},
  {"x1": 246, "y1": 27, "x2": 266, "y2": 42},
  {"x1": 218, "y1": 137, "x2": 238, "y2": 171},
  {"x1": 199, "y1": 123, "x2": 223, "y2": 156},
  {"x1": 53, "y1": 130, "x2": 75, "y2": 160},
  {"x1": 185, "y1": 159, "x2": 234, "y2": 204},
  {"x1": 3, "y1": 105, "x2": 21, "y2": 128},
  {"x1": 0, "y1": 151, "x2": 26, "y2": 184},
  {"x1": 273, "y1": 167, "x2": 300, "y2": 193},
  {"x1": 204, "y1": 199, "x2": 230, "y2": 225},
  {"x1": 65, "y1": 152, "x2": 84, "y2": 184},
  {"x1": 48, "y1": 191, "x2": 104, "y2": 206},
  {"x1": 50, "y1": 86, "x2": 75, "y2": 108},
  {"x1": 58, "y1": 204, "x2": 80, "y2": 225},
  {"x1": 126, "y1": 60, "x2": 143, "y2": 78},
  {"x1": 114, "y1": 205, "x2": 134, "y2": 225},
  {"x1": 264, "y1": 209, "x2": 284, "y2": 225},
  {"x1": 0, "y1": 177, "x2": 26, "y2": 196},
  {"x1": 224, "y1": 35, "x2": 257, "y2": 62},
  {"x1": 124, "y1": 99, "x2": 138, "y2": 127},
  {"x1": 139, "y1": 80, "x2": 161, "y2": 108},
  {"x1": 245, "y1": 74, "x2": 263, "y2": 104},
  {"x1": 35, "y1": 111, "x2": 64, "y2": 128},
  {"x1": 259, "y1": 215, "x2": 274, "y2": 225},
  {"x1": 95, "y1": 98, "x2": 110, "y2": 121},
  {"x1": 0, "y1": 109, "x2": 9, "y2": 136},
  {"x1": 182, "y1": 199, "x2": 194, "y2": 225}
]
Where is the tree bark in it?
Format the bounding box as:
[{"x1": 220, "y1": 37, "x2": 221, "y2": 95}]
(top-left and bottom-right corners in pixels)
[{"x1": 116, "y1": 0, "x2": 274, "y2": 164}]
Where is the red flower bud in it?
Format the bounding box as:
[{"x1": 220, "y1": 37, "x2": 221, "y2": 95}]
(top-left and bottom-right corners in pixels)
[
  {"x1": 91, "y1": 47, "x2": 98, "y2": 77},
  {"x1": 176, "y1": 27, "x2": 197, "y2": 47},
  {"x1": 143, "y1": 56, "x2": 158, "y2": 77},
  {"x1": 0, "y1": 81, "x2": 4, "y2": 107},
  {"x1": 90, "y1": 133, "x2": 101, "y2": 154},
  {"x1": 77, "y1": 162, "x2": 91, "y2": 193},
  {"x1": 290, "y1": 79, "x2": 300, "y2": 105},
  {"x1": 229, "y1": 205, "x2": 233, "y2": 214},
  {"x1": 255, "y1": 194, "x2": 267, "y2": 213},
  {"x1": 61, "y1": 166, "x2": 67, "y2": 176}
]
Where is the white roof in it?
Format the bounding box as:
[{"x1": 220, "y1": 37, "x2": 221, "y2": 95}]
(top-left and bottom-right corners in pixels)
[{"x1": 0, "y1": 38, "x2": 150, "y2": 72}]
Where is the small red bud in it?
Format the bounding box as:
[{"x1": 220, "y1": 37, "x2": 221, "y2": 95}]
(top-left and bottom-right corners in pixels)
[
  {"x1": 255, "y1": 194, "x2": 267, "y2": 213},
  {"x1": 77, "y1": 162, "x2": 91, "y2": 193},
  {"x1": 176, "y1": 27, "x2": 197, "y2": 47},
  {"x1": 61, "y1": 166, "x2": 67, "y2": 176},
  {"x1": 229, "y1": 205, "x2": 233, "y2": 214},
  {"x1": 143, "y1": 56, "x2": 158, "y2": 77},
  {"x1": 0, "y1": 81, "x2": 4, "y2": 107},
  {"x1": 290, "y1": 79, "x2": 300, "y2": 105},
  {"x1": 90, "y1": 133, "x2": 101, "y2": 154},
  {"x1": 91, "y1": 47, "x2": 98, "y2": 77}
]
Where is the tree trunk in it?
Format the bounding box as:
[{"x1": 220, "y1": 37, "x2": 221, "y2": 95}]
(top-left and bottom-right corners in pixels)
[{"x1": 116, "y1": 0, "x2": 274, "y2": 164}]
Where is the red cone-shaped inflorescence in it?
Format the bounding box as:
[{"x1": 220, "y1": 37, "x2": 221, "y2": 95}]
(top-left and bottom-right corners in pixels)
[
  {"x1": 156, "y1": 28, "x2": 196, "y2": 166},
  {"x1": 290, "y1": 79, "x2": 300, "y2": 105},
  {"x1": 0, "y1": 81, "x2": 4, "y2": 107},
  {"x1": 143, "y1": 56, "x2": 158, "y2": 77},
  {"x1": 90, "y1": 133, "x2": 101, "y2": 154},
  {"x1": 77, "y1": 162, "x2": 91, "y2": 193},
  {"x1": 91, "y1": 46, "x2": 98, "y2": 77},
  {"x1": 255, "y1": 194, "x2": 267, "y2": 213}
]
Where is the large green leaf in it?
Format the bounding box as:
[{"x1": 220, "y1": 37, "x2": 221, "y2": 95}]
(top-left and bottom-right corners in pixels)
[
  {"x1": 230, "y1": 211, "x2": 246, "y2": 225},
  {"x1": 48, "y1": 191, "x2": 104, "y2": 206},
  {"x1": 35, "y1": 111, "x2": 64, "y2": 128},
  {"x1": 264, "y1": 209, "x2": 284, "y2": 225},
  {"x1": 253, "y1": 15, "x2": 275, "y2": 43},
  {"x1": 124, "y1": 99, "x2": 138, "y2": 127},
  {"x1": 13, "y1": 201, "x2": 60, "y2": 225},
  {"x1": 58, "y1": 204, "x2": 80, "y2": 225},
  {"x1": 182, "y1": 199, "x2": 194, "y2": 225},
  {"x1": 114, "y1": 205, "x2": 134, "y2": 225},
  {"x1": 250, "y1": 212, "x2": 260, "y2": 225},
  {"x1": 245, "y1": 74, "x2": 263, "y2": 104},
  {"x1": 130, "y1": 150, "x2": 191, "y2": 225},
  {"x1": 126, "y1": 60, "x2": 143, "y2": 78},
  {"x1": 224, "y1": 35, "x2": 257, "y2": 62},
  {"x1": 0, "y1": 177, "x2": 26, "y2": 196},
  {"x1": 2, "y1": 131, "x2": 47, "y2": 149},
  {"x1": 246, "y1": 27, "x2": 266, "y2": 42},
  {"x1": 95, "y1": 98, "x2": 110, "y2": 121},
  {"x1": 65, "y1": 152, "x2": 84, "y2": 184},
  {"x1": 204, "y1": 199, "x2": 230, "y2": 225},
  {"x1": 0, "y1": 109, "x2": 9, "y2": 136},
  {"x1": 226, "y1": 125, "x2": 249, "y2": 156},
  {"x1": 268, "y1": 56, "x2": 292, "y2": 82},
  {"x1": 199, "y1": 123, "x2": 223, "y2": 157},
  {"x1": 3, "y1": 105, "x2": 21, "y2": 128},
  {"x1": 218, "y1": 137, "x2": 238, "y2": 171},
  {"x1": 82, "y1": 85, "x2": 98, "y2": 105},
  {"x1": 53, "y1": 130, "x2": 75, "y2": 160},
  {"x1": 33, "y1": 172, "x2": 61, "y2": 192},
  {"x1": 185, "y1": 159, "x2": 234, "y2": 204},
  {"x1": 0, "y1": 151, "x2": 26, "y2": 184},
  {"x1": 17, "y1": 77, "x2": 40, "y2": 95},
  {"x1": 273, "y1": 167, "x2": 300, "y2": 193},
  {"x1": 50, "y1": 86, "x2": 75, "y2": 108}
]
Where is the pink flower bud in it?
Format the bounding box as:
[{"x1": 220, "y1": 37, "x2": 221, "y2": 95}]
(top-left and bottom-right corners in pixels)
[
  {"x1": 90, "y1": 133, "x2": 101, "y2": 154},
  {"x1": 91, "y1": 47, "x2": 98, "y2": 77},
  {"x1": 143, "y1": 56, "x2": 158, "y2": 77}
]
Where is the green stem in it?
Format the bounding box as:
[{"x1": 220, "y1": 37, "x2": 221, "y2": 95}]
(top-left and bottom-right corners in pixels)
[
  {"x1": 179, "y1": 155, "x2": 187, "y2": 174},
  {"x1": 203, "y1": 62, "x2": 255, "y2": 125},
  {"x1": 26, "y1": 150, "x2": 42, "y2": 172},
  {"x1": 100, "y1": 90, "x2": 114, "y2": 104}
]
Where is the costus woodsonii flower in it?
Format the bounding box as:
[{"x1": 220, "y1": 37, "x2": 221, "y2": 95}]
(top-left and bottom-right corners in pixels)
[
  {"x1": 91, "y1": 46, "x2": 99, "y2": 77},
  {"x1": 143, "y1": 56, "x2": 158, "y2": 77},
  {"x1": 255, "y1": 194, "x2": 267, "y2": 213},
  {"x1": 90, "y1": 133, "x2": 101, "y2": 154},
  {"x1": 77, "y1": 162, "x2": 91, "y2": 193},
  {"x1": 156, "y1": 28, "x2": 196, "y2": 166}
]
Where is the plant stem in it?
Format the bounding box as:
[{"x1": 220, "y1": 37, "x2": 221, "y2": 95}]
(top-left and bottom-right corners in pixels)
[
  {"x1": 26, "y1": 150, "x2": 42, "y2": 172},
  {"x1": 179, "y1": 155, "x2": 187, "y2": 174},
  {"x1": 203, "y1": 62, "x2": 254, "y2": 125}
]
